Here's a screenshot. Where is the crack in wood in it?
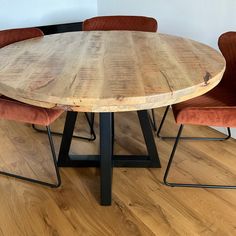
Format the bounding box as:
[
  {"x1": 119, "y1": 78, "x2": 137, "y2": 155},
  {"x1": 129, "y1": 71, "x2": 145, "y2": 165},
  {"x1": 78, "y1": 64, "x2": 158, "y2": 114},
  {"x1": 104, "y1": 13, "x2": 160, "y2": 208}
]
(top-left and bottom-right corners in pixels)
[{"x1": 204, "y1": 71, "x2": 211, "y2": 86}]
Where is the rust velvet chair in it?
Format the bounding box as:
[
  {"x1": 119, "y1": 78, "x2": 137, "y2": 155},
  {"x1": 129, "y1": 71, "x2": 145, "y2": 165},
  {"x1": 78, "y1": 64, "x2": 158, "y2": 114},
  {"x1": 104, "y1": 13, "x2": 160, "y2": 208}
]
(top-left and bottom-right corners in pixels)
[
  {"x1": 83, "y1": 15, "x2": 157, "y2": 32},
  {"x1": 83, "y1": 15, "x2": 158, "y2": 131},
  {"x1": 157, "y1": 31, "x2": 236, "y2": 189},
  {"x1": 0, "y1": 28, "x2": 95, "y2": 141},
  {"x1": 0, "y1": 28, "x2": 62, "y2": 187}
]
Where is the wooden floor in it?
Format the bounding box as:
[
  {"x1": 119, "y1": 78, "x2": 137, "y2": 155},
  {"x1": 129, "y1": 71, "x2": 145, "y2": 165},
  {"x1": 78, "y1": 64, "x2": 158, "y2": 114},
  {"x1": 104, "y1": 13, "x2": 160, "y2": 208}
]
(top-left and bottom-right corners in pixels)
[{"x1": 0, "y1": 108, "x2": 235, "y2": 236}]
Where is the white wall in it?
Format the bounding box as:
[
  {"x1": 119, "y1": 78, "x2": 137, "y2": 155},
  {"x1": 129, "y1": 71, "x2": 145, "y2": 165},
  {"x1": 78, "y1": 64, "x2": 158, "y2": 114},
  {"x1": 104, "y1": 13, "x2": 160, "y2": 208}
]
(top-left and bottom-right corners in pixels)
[
  {"x1": 0, "y1": 0, "x2": 97, "y2": 30},
  {"x1": 98, "y1": 0, "x2": 236, "y2": 49}
]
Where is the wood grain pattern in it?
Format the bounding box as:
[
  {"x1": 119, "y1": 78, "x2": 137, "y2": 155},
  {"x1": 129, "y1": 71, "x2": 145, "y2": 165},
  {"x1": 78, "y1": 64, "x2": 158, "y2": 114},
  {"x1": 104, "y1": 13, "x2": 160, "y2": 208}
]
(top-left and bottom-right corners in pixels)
[
  {"x1": 0, "y1": 31, "x2": 225, "y2": 112},
  {"x1": 0, "y1": 109, "x2": 235, "y2": 235}
]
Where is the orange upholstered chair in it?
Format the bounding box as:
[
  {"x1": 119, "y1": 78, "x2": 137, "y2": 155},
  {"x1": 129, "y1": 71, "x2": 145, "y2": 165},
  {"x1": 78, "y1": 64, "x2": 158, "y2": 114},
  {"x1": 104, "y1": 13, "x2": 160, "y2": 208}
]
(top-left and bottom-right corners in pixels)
[
  {"x1": 83, "y1": 15, "x2": 157, "y2": 32},
  {"x1": 83, "y1": 15, "x2": 158, "y2": 130},
  {"x1": 1, "y1": 27, "x2": 95, "y2": 142},
  {"x1": 0, "y1": 28, "x2": 62, "y2": 187},
  {"x1": 157, "y1": 32, "x2": 236, "y2": 189}
]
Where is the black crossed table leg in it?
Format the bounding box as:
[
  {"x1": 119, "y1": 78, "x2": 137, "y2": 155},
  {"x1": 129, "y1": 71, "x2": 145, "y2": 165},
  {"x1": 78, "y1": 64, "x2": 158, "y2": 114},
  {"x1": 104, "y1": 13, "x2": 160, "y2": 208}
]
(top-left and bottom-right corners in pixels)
[{"x1": 57, "y1": 110, "x2": 161, "y2": 205}]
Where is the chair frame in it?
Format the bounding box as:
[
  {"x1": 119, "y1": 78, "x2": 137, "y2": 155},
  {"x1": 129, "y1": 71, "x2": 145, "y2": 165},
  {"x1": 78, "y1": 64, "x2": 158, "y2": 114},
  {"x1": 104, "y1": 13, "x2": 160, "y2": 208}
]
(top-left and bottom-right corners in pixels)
[
  {"x1": 157, "y1": 105, "x2": 231, "y2": 141},
  {"x1": 149, "y1": 109, "x2": 157, "y2": 131},
  {"x1": 32, "y1": 112, "x2": 96, "y2": 141},
  {"x1": 0, "y1": 28, "x2": 96, "y2": 142},
  {"x1": 159, "y1": 30, "x2": 236, "y2": 189},
  {"x1": 0, "y1": 126, "x2": 61, "y2": 187},
  {"x1": 0, "y1": 28, "x2": 62, "y2": 187},
  {"x1": 163, "y1": 124, "x2": 236, "y2": 189}
]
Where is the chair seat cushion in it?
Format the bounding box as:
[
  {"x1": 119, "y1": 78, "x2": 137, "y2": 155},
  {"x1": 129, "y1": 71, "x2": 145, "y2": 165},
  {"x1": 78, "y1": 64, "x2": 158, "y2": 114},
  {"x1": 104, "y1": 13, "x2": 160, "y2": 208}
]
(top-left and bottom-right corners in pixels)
[
  {"x1": 0, "y1": 96, "x2": 64, "y2": 126},
  {"x1": 172, "y1": 86, "x2": 236, "y2": 127}
]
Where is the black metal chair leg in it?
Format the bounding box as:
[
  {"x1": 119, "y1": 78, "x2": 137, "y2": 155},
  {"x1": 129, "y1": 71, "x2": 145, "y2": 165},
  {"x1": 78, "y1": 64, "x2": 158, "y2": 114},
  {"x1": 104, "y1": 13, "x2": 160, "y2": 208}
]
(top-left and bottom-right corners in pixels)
[
  {"x1": 157, "y1": 105, "x2": 170, "y2": 137},
  {"x1": 163, "y1": 124, "x2": 236, "y2": 189},
  {"x1": 0, "y1": 126, "x2": 61, "y2": 188},
  {"x1": 163, "y1": 124, "x2": 183, "y2": 186},
  {"x1": 84, "y1": 112, "x2": 96, "y2": 141},
  {"x1": 32, "y1": 112, "x2": 96, "y2": 141},
  {"x1": 148, "y1": 109, "x2": 157, "y2": 131},
  {"x1": 46, "y1": 126, "x2": 61, "y2": 187},
  {"x1": 157, "y1": 106, "x2": 231, "y2": 141}
]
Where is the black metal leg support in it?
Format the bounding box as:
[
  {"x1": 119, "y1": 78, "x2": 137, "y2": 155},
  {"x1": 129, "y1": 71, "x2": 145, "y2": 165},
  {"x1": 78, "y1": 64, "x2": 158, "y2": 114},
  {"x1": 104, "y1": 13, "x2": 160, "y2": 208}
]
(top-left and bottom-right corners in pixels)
[
  {"x1": 57, "y1": 111, "x2": 78, "y2": 166},
  {"x1": 138, "y1": 110, "x2": 161, "y2": 167},
  {"x1": 100, "y1": 113, "x2": 113, "y2": 205},
  {"x1": 57, "y1": 110, "x2": 161, "y2": 205},
  {"x1": 58, "y1": 110, "x2": 161, "y2": 168},
  {"x1": 111, "y1": 113, "x2": 115, "y2": 154},
  {"x1": 163, "y1": 124, "x2": 236, "y2": 189}
]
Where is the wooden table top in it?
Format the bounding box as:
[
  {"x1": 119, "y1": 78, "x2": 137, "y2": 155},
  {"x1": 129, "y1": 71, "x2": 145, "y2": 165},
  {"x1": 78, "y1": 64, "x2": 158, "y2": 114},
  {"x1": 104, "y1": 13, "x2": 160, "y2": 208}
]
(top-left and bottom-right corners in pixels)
[{"x1": 0, "y1": 31, "x2": 225, "y2": 112}]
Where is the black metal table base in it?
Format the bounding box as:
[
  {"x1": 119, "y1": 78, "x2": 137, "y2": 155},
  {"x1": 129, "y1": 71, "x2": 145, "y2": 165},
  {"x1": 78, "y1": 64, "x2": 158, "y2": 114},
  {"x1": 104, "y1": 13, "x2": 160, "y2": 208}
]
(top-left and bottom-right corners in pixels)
[
  {"x1": 58, "y1": 110, "x2": 161, "y2": 205},
  {"x1": 58, "y1": 155, "x2": 161, "y2": 168}
]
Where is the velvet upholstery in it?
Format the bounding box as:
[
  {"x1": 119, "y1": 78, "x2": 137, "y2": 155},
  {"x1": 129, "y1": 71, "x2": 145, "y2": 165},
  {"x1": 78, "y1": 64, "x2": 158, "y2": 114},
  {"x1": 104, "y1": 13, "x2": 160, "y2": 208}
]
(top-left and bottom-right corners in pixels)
[
  {"x1": 0, "y1": 96, "x2": 63, "y2": 126},
  {"x1": 0, "y1": 28, "x2": 63, "y2": 126},
  {"x1": 83, "y1": 15, "x2": 158, "y2": 32},
  {"x1": 218, "y1": 32, "x2": 236, "y2": 89},
  {"x1": 172, "y1": 86, "x2": 236, "y2": 127},
  {"x1": 0, "y1": 28, "x2": 43, "y2": 48},
  {"x1": 172, "y1": 32, "x2": 236, "y2": 127}
]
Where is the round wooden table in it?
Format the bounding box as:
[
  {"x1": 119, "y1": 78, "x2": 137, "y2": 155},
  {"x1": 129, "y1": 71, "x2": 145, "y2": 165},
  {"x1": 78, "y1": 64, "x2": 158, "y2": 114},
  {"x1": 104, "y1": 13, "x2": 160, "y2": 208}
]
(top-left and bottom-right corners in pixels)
[{"x1": 0, "y1": 31, "x2": 225, "y2": 205}]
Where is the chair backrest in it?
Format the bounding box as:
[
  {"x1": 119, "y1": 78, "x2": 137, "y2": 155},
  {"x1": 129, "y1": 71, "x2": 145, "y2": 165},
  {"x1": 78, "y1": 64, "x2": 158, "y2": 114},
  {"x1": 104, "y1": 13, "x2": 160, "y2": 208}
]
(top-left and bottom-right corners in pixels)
[
  {"x1": 83, "y1": 15, "x2": 158, "y2": 32},
  {"x1": 0, "y1": 28, "x2": 43, "y2": 48},
  {"x1": 218, "y1": 32, "x2": 236, "y2": 89}
]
